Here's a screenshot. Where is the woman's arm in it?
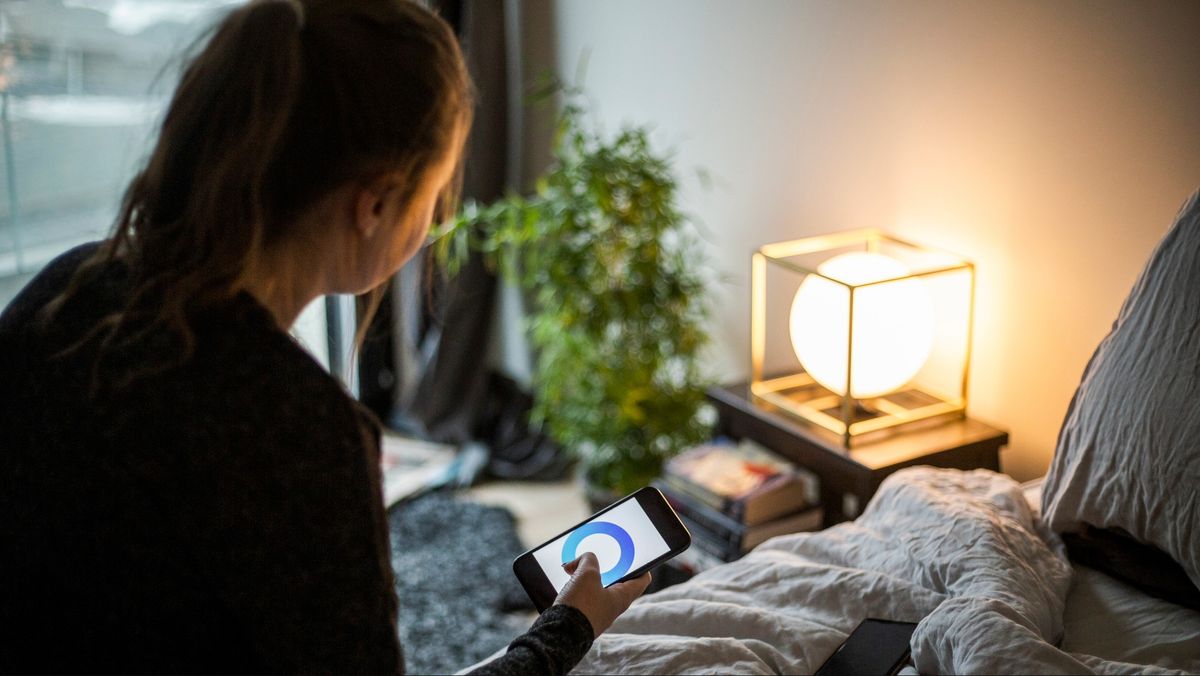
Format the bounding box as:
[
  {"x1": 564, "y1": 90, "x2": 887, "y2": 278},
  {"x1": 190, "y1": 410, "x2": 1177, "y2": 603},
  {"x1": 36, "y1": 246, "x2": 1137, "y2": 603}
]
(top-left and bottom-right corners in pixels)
[
  {"x1": 193, "y1": 381, "x2": 403, "y2": 673},
  {"x1": 467, "y1": 605, "x2": 595, "y2": 675},
  {"x1": 468, "y1": 553, "x2": 651, "y2": 675}
]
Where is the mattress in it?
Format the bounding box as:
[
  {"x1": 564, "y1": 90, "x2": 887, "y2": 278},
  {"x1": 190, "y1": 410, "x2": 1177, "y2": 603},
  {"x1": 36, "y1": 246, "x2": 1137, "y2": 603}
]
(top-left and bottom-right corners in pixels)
[{"x1": 1024, "y1": 478, "x2": 1200, "y2": 672}]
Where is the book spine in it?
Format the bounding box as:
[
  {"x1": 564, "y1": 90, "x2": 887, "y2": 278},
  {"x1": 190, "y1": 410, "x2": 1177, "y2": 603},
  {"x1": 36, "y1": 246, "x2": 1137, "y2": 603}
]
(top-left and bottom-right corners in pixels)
[
  {"x1": 676, "y1": 506, "x2": 745, "y2": 554},
  {"x1": 678, "y1": 514, "x2": 741, "y2": 562},
  {"x1": 654, "y1": 480, "x2": 743, "y2": 534},
  {"x1": 741, "y1": 507, "x2": 824, "y2": 550},
  {"x1": 655, "y1": 481, "x2": 747, "y2": 552},
  {"x1": 661, "y1": 473, "x2": 730, "y2": 513}
]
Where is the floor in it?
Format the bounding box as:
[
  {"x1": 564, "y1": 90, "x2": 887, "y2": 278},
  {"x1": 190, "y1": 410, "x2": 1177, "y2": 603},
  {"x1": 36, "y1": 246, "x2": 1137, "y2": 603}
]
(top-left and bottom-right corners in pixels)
[
  {"x1": 465, "y1": 479, "x2": 590, "y2": 631},
  {"x1": 467, "y1": 478, "x2": 590, "y2": 549}
]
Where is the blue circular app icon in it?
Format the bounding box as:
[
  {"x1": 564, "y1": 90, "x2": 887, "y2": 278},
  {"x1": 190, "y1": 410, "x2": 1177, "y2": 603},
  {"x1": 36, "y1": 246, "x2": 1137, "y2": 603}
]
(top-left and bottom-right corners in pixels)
[{"x1": 561, "y1": 520, "x2": 636, "y2": 586}]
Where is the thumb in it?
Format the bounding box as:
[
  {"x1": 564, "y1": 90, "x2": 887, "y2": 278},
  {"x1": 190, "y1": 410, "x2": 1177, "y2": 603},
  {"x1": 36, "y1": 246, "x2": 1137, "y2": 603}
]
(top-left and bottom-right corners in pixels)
[
  {"x1": 561, "y1": 555, "x2": 581, "y2": 575},
  {"x1": 564, "y1": 551, "x2": 599, "y2": 578}
]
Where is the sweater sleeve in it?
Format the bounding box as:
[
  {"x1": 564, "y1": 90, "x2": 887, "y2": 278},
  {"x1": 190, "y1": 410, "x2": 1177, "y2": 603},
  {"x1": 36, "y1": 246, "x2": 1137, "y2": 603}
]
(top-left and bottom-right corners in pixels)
[
  {"x1": 191, "y1": 372, "x2": 403, "y2": 673},
  {"x1": 467, "y1": 604, "x2": 595, "y2": 676}
]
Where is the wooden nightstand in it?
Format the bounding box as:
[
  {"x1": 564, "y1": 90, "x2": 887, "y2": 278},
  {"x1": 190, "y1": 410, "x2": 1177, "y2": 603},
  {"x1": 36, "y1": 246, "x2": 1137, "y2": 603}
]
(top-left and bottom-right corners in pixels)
[{"x1": 708, "y1": 383, "x2": 1008, "y2": 527}]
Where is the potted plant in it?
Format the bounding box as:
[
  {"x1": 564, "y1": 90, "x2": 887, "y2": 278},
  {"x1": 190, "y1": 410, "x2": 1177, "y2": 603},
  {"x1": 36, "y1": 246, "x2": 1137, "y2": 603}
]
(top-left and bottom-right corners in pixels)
[{"x1": 435, "y1": 90, "x2": 711, "y2": 498}]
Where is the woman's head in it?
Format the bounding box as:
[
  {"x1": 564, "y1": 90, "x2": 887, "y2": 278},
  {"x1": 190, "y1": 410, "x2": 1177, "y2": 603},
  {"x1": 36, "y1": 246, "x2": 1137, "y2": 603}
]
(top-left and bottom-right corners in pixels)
[{"x1": 93, "y1": 0, "x2": 471, "y2": 349}]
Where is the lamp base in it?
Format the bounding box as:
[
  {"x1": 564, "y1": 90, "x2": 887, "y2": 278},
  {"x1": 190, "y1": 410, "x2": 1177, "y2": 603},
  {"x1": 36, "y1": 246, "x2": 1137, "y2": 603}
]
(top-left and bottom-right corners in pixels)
[{"x1": 751, "y1": 373, "x2": 964, "y2": 447}]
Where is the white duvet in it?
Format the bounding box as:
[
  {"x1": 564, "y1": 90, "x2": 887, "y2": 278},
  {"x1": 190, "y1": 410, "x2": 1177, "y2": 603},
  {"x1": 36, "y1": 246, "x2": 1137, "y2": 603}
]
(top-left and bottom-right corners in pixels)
[{"x1": 572, "y1": 467, "x2": 1193, "y2": 675}]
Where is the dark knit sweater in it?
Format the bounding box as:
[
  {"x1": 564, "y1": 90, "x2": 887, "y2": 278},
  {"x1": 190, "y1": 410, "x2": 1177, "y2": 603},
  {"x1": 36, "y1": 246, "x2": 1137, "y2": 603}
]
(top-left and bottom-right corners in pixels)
[{"x1": 0, "y1": 243, "x2": 593, "y2": 674}]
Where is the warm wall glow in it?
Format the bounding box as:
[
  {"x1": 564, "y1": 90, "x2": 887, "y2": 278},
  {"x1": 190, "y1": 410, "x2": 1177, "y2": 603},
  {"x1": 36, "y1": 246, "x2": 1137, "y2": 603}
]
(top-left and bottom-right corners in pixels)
[
  {"x1": 544, "y1": 0, "x2": 1200, "y2": 477},
  {"x1": 789, "y1": 252, "x2": 934, "y2": 398}
]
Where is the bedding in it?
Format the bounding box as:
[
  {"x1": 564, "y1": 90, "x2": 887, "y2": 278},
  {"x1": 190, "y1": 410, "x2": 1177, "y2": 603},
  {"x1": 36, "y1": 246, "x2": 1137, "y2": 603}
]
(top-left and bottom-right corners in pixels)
[
  {"x1": 1042, "y1": 189, "x2": 1200, "y2": 589},
  {"x1": 571, "y1": 467, "x2": 1200, "y2": 675},
  {"x1": 1062, "y1": 565, "x2": 1200, "y2": 670}
]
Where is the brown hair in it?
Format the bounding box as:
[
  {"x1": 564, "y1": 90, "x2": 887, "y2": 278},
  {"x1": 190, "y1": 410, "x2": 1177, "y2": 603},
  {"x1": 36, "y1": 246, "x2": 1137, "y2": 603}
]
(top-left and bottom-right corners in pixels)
[{"x1": 44, "y1": 0, "x2": 471, "y2": 388}]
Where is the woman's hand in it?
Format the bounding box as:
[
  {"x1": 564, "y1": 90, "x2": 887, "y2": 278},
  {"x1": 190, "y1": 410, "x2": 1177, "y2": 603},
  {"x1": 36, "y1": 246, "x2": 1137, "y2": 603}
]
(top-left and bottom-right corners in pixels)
[{"x1": 554, "y1": 552, "x2": 652, "y2": 638}]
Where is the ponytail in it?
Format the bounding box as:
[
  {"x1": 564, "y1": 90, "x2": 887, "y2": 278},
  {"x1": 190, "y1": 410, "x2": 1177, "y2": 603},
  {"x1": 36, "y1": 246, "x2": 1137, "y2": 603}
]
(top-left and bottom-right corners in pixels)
[{"x1": 126, "y1": 0, "x2": 306, "y2": 289}]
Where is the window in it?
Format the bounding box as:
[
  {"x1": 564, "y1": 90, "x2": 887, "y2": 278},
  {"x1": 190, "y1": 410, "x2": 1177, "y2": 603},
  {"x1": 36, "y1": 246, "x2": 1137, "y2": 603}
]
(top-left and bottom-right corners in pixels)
[{"x1": 0, "y1": 0, "x2": 334, "y2": 370}]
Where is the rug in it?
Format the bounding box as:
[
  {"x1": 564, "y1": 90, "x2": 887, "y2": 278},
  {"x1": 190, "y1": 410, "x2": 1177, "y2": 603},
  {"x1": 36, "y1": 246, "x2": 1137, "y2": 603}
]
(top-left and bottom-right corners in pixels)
[{"x1": 389, "y1": 490, "x2": 532, "y2": 674}]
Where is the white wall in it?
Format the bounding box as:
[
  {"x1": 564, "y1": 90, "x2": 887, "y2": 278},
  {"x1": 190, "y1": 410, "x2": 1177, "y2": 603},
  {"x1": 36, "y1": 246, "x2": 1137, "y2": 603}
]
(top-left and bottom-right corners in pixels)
[{"x1": 533, "y1": 0, "x2": 1200, "y2": 480}]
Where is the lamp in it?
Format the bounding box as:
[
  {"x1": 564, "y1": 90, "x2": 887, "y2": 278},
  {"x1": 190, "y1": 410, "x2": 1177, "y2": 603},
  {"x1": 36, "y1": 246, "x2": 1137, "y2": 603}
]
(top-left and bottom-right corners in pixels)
[{"x1": 751, "y1": 230, "x2": 974, "y2": 447}]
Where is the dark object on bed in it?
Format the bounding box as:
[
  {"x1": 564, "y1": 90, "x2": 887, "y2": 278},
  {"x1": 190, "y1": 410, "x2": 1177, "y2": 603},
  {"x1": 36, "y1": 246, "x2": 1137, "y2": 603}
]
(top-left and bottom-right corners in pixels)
[
  {"x1": 1063, "y1": 525, "x2": 1200, "y2": 611},
  {"x1": 814, "y1": 618, "x2": 917, "y2": 676}
]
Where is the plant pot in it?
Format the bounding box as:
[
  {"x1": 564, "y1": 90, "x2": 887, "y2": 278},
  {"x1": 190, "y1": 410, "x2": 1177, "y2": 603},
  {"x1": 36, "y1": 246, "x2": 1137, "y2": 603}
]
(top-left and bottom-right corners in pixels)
[{"x1": 582, "y1": 476, "x2": 621, "y2": 513}]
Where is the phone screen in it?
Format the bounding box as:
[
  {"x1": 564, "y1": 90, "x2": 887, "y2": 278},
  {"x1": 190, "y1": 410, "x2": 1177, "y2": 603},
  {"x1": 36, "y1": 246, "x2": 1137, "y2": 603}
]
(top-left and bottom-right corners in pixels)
[{"x1": 531, "y1": 495, "x2": 672, "y2": 592}]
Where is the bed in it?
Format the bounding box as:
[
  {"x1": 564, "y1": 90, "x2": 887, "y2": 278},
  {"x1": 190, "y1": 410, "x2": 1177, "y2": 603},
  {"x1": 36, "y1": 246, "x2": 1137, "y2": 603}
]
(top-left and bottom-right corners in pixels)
[
  {"x1": 571, "y1": 468, "x2": 1200, "y2": 674},
  {"x1": 567, "y1": 190, "x2": 1200, "y2": 675}
]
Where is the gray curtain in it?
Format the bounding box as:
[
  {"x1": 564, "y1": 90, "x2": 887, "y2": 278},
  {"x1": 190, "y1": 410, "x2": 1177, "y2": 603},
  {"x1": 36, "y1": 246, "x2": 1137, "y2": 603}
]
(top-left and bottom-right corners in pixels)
[
  {"x1": 387, "y1": 0, "x2": 507, "y2": 444},
  {"x1": 365, "y1": 1, "x2": 568, "y2": 481}
]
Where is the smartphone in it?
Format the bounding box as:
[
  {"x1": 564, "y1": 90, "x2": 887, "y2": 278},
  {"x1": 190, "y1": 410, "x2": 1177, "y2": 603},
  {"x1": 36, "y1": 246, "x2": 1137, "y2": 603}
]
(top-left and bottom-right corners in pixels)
[
  {"x1": 512, "y1": 486, "x2": 692, "y2": 612},
  {"x1": 813, "y1": 618, "x2": 918, "y2": 676}
]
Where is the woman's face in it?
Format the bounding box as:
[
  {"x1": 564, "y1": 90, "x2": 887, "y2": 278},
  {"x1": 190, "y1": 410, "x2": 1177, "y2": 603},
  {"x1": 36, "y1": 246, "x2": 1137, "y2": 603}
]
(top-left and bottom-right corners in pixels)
[
  {"x1": 396, "y1": 152, "x2": 457, "y2": 268},
  {"x1": 352, "y1": 144, "x2": 458, "y2": 293}
]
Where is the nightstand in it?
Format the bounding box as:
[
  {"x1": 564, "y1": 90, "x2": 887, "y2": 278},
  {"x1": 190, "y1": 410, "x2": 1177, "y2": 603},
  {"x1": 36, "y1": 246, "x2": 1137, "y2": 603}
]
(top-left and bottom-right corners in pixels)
[{"x1": 708, "y1": 383, "x2": 1008, "y2": 527}]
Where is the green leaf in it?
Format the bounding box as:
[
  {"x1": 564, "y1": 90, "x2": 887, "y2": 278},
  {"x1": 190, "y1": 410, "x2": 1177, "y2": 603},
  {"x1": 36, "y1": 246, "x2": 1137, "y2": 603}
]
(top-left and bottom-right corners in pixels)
[{"x1": 441, "y1": 83, "x2": 714, "y2": 493}]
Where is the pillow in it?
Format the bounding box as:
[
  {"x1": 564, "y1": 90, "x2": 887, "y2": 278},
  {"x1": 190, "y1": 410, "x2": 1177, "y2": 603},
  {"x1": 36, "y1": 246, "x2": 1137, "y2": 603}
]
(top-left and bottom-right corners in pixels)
[
  {"x1": 1042, "y1": 188, "x2": 1200, "y2": 591},
  {"x1": 1062, "y1": 525, "x2": 1200, "y2": 611}
]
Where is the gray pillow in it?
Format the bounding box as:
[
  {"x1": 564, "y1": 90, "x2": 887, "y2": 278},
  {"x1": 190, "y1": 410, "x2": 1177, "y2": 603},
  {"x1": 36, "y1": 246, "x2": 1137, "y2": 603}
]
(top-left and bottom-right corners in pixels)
[{"x1": 1042, "y1": 189, "x2": 1200, "y2": 590}]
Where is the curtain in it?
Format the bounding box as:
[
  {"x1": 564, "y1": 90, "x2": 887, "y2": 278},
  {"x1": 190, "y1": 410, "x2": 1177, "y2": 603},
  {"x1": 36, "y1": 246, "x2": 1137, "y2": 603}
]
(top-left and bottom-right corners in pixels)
[{"x1": 356, "y1": 0, "x2": 568, "y2": 481}]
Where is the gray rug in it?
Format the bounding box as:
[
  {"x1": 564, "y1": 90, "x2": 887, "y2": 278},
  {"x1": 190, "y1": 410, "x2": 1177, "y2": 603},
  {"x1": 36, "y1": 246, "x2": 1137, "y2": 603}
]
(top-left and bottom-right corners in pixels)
[{"x1": 389, "y1": 491, "x2": 532, "y2": 674}]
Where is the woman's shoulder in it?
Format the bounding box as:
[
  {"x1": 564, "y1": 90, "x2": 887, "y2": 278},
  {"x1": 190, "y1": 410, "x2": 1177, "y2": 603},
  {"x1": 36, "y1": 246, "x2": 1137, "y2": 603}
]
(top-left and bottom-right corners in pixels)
[
  {"x1": 172, "y1": 294, "x2": 379, "y2": 461},
  {"x1": 3, "y1": 241, "x2": 379, "y2": 470},
  {"x1": 0, "y1": 241, "x2": 106, "y2": 332},
  {"x1": 79, "y1": 299, "x2": 384, "y2": 513}
]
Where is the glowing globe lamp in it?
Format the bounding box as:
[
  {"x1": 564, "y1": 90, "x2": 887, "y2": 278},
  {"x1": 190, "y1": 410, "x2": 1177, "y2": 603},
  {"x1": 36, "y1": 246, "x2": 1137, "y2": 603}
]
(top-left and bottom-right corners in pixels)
[
  {"x1": 750, "y1": 230, "x2": 975, "y2": 447},
  {"x1": 788, "y1": 252, "x2": 934, "y2": 399}
]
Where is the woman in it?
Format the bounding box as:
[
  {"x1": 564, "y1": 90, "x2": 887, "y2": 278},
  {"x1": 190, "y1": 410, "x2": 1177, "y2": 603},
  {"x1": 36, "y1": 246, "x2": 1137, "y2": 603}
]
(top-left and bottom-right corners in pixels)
[{"x1": 0, "y1": 0, "x2": 648, "y2": 673}]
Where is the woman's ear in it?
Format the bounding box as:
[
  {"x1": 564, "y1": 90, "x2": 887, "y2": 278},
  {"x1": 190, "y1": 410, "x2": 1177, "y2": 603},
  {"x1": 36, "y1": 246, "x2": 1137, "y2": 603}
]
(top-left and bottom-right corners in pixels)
[{"x1": 353, "y1": 178, "x2": 396, "y2": 239}]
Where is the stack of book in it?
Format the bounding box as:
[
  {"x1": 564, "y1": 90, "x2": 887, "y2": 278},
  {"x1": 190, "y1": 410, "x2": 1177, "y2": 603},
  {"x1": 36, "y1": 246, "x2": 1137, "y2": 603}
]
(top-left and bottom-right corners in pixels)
[{"x1": 655, "y1": 440, "x2": 822, "y2": 572}]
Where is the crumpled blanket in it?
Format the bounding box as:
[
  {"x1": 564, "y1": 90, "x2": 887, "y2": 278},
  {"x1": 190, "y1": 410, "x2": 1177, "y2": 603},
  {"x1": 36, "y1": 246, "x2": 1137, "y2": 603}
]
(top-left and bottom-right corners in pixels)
[{"x1": 572, "y1": 467, "x2": 1185, "y2": 675}]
